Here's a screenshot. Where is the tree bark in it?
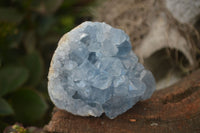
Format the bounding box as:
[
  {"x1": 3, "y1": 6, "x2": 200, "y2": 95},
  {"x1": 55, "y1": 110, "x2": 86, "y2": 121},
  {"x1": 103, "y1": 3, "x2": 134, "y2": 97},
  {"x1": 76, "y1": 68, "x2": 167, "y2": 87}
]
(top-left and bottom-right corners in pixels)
[{"x1": 44, "y1": 69, "x2": 200, "y2": 133}]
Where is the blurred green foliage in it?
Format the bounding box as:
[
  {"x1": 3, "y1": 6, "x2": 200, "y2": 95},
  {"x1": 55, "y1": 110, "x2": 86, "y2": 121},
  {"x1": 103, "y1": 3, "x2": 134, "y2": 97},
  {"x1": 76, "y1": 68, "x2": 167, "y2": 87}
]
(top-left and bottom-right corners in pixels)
[
  {"x1": 0, "y1": 0, "x2": 94, "y2": 131},
  {"x1": 4, "y1": 123, "x2": 44, "y2": 133}
]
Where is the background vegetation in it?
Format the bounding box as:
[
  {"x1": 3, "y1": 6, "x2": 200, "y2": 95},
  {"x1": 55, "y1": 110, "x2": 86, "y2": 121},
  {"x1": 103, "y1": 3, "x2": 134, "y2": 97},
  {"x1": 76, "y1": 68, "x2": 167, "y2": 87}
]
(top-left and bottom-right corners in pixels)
[{"x1": 0, "y1": 0, "x2": 94, "y2": 131}]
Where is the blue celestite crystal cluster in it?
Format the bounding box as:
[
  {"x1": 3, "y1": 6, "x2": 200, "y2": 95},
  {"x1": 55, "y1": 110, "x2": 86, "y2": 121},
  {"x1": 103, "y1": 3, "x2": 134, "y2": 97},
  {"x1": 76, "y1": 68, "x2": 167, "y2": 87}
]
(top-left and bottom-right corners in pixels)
[{"x1": 48, "y1": 21, "x2": 156, "y2": 119}]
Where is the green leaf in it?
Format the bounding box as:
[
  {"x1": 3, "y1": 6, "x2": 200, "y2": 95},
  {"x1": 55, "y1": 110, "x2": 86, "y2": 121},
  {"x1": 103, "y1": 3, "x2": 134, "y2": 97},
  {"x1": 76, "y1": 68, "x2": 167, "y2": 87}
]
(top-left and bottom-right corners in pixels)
[
  {"x1": 0, "y1": 66, "x2": 29, "y2": 96},
  {"x1": 11, "y1": 88, "x2": 48, "y2": 123},
  {"x1": 60, "y1": 16, "x2": 75, "y2": 29},
  {"x1": 0, "y1": 98, "x2": 14, "y2": 116},
  {"x1": 0, "y1": 57, "x2": 2, "y2": 68},
  {"x1": 61, "y1": 0, "x2": 79, "y2": 8},
  {"x1": 0, "y1": 8, "x2": 23, "y2": 23},
  {"x1": 23, "y1": 52, "x2": 43, "y2": 86},
  {"x1": 23, "y1": 31, "x2": 36, "y2": 53},
  {"x1": 37, "y1": 16, "x2": 55, "y2": 36}
]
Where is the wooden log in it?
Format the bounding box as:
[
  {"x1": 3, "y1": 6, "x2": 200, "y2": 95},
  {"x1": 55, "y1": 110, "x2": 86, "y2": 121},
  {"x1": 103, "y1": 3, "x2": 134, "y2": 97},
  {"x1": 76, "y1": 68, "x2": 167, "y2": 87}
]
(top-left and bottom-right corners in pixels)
[{"x1": 44, "y1": 69, "x2": 200, "y2": 133}]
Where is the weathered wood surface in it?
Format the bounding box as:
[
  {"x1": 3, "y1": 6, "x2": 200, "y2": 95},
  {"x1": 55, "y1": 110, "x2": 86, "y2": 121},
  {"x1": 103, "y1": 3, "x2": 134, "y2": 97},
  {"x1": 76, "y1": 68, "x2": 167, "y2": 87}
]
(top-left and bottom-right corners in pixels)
[
  {"x1": 44, "y1": 69, "x2": 200, "y2": 133},
  {"x1": 94, "y1": 0, "x2": 200, "y2": 90}
]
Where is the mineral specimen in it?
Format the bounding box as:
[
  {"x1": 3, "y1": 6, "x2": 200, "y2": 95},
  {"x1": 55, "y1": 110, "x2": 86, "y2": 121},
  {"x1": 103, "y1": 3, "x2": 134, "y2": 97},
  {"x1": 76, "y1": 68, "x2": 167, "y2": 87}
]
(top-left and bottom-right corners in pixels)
[{"x1": 48, "y1": 21, "x2": 156, "y2": 119}]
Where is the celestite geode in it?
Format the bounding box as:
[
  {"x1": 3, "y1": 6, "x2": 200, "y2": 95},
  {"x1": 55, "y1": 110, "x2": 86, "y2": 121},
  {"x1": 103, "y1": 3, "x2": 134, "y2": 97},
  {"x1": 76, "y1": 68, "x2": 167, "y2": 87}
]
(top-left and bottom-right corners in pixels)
[{"x1": 48, "y1": 21, "x2": 156, "y2": 119}]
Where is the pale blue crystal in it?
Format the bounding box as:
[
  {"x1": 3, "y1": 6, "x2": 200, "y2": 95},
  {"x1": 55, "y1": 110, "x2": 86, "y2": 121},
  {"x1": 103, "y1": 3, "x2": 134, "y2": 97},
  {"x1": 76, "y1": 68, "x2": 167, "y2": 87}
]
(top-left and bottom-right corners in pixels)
[{"x1": 48, "y1": 21, "x2": 156, "y2": 119}]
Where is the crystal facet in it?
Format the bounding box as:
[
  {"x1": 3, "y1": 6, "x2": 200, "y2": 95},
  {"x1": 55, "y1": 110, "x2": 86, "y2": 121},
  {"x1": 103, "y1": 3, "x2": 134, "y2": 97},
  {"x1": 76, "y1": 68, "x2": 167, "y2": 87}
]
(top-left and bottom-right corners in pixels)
[{"x1": 48, "y1": 21, "x2": 156, "y2": 119}]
